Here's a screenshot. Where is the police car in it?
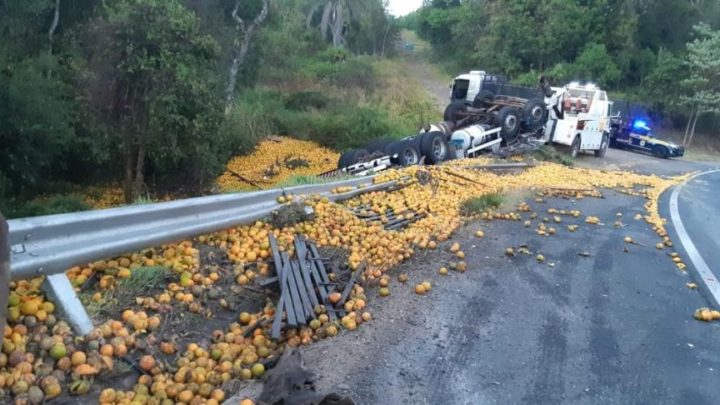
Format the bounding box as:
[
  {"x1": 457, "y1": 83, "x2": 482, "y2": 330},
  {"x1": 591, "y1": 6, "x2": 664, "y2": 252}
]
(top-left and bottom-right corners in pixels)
[{"x1": 608, "y1": 119, "x2": 684, "y2": 158}]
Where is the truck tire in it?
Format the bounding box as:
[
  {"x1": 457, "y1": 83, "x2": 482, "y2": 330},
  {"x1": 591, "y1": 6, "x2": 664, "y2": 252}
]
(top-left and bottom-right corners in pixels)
[
  {"x1": 522, "y1": 98, "x2": 548, "y2": 130},
  {"x1": 366, "y1": 138, "x2": 393, "y2": 154},
  {"x1": 444, "y1": 101, "x2": 468, "y2": 123},
  {"x1": 338, "y1": 149, "x2": 369, "y2": 169},
  {"x1": 495, "y1": 106, "x2": 521, "y2": 144},
  {"x1": 389, "y1": 139, "x2": 420, "y2": 166},
  {"x1": 569, "y1": 135, "x2": 581, "y2": 158},
  {"x1": 473, "y1": 90, "x2": 495, "y2": 108},
  {"x1": 594, "y1": 133, "x2": 609, "y2": 157},
  {"x1": 420, "y1": 131, "x2": 449, "y2": 164}
]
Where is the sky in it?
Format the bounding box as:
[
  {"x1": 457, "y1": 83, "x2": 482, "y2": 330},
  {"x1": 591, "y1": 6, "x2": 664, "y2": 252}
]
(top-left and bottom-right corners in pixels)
[{"x1": 387, "y1": 0, "x2": 423, "y2": 17}]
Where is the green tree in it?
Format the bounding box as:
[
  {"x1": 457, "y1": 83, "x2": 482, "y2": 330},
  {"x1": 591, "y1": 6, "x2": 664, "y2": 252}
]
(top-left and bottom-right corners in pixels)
[
  {"x1": 643, "y1": 49, "x2": 685, "y2": 114},
  {"x1": 681, "y1": 23, "x2": 720, "y2": 147},
  {"x1": 572, "y1": 43, "x2": 622, "y2": 87},
  {"x1": 87, "y1": 0, "x2": 224, "y2": 201},
  {"x1": 0, "y1": 0, "x2": 78, "y2": 197}
]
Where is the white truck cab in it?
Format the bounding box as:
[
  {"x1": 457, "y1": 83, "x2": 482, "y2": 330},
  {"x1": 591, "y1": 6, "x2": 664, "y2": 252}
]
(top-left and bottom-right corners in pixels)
[
  {"x1": 543, "y1": 82, "x2": 610, "y2": 158},
  {"x1": 450, "y1": 70, "x2": 507, "y2": 104}
]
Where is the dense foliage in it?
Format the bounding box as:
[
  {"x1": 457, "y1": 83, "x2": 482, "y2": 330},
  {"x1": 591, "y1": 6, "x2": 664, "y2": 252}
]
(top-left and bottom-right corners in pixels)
[
  {"x1": 0, "y1": 0, "x2": 404, "y2": 214},
  {"x1": 405, "y1": 0, "x2": 720, "y2": 134}
]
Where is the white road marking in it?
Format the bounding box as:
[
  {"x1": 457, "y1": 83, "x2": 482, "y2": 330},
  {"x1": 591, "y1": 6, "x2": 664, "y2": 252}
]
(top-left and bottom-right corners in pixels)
[{"x1": 669, "y1": 169, "x2": 720, "y2": 306}]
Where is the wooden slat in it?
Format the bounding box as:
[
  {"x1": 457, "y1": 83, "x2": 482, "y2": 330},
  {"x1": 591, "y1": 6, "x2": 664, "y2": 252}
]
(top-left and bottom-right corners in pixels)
[
  {"x1": 290, "y1": 261, "x2": 315, "y2": 319},
  {"x1": 269, "y1": 235, "x2": 295, "y2": 334},
  {"x1": 309, "y1": 244, "x2": 332, "y2": 285},
  {"x1": 280, "y1": 260, "x2": 298, "y2": 327},
  {"x1": 259, "y1": 276, "x2": 278, "y2": 287},
  {"x1": 294, "y1": 237, "x2": 320, "y2": 308},
  {"x1": 282, "y1": 252, "x2": 305, "y2": 325},
  {"x1": 338, "y1": 263, "x2": 363, "y2": 307},
  {"x1": 272, "y1": 258, "x2": 292, "y2": 337}
]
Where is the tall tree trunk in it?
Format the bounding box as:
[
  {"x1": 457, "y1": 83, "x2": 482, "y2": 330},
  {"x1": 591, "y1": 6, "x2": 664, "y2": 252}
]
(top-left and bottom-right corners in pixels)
[
  {"x1": 687, "y1": 110, "x2": 700, "y2": 149},
  {"x1": 380, "y1": 23, "x2": 390, "y2": 57},
  {"x1": 132, "y1": 138, "x2": 146, "y2": 200},
  {"x1": 682, "y1": 107, "x2": 696, "y2": 147},
  {"x1": 123, "y1": 131, "x2": 135, "y2": 203},
  {"x1": 225, "y1": 0, "x2": 270, "y2": 113},
  {"x1": 332, "y1": 2, "x2": 345, "y2": 47},
  {"x1": 48, "y1": 0, "x2": 60, "y2": 49},
  {"x1": 320, "y1": 2, "x2": 332, "y2": 42},
  {"x1": 306, "y1": 2, "x2": 322, "y2": 30}
]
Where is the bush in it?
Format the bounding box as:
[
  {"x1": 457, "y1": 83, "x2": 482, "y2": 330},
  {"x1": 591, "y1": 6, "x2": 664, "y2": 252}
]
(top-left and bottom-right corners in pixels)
[
  {"x1": 277, "y1": 104, "x2": 401, "y2": 150},
  {"x1": 221, "y1": 90, "x2": 285, "y2": 155},
  {"x1": 460, "y1": 193, "x2": 504, "y2": 216},
  {"x1": 2, "y1": 195, "x2": 91, "y2": 219},
  {"x1": 304, "y1": 54, "x2": 376, "y2": 93},
  {"x1": 531, "y1": 145, "x2": 575, "y2": 166},
  {"x1": 284, "y1": 91, "x2": 330, "y2": 111}
]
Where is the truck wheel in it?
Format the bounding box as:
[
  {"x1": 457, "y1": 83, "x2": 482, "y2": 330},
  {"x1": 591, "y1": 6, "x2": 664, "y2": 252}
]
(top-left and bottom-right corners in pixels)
[
  {"x1": 495, "y1": 106, "x2": 521, "y2": 145},
  {"x1": 569, "y1": 136, "x2": 581, "y2": 158},
  {"x1": 338, "y1": 149, "x2": 369, "y2": 169},
  {"x1": 652, "y1": 145, "x2": 668, "y2": 159},
  {"x1": 473, "y1": 90, "x2": 495, "y2": 108},
  {"x1": 389, "y1": 140, "x2": 420, "y2": 166},
  {"x1": 444, "y1": 101, "x2": 468, "y2": 123},
  {"x1": 594, "y1": 133, "x2": 609, "y2": 157},
  {"x1": 420, "y1": 131, "x2": 449, "y2": 164},
  {"x1": 366, "y1": 138, "x2": 393, "y2": 154},
  {"x1": 522, "y1": 98, "x2": 547, "y2": 130}
]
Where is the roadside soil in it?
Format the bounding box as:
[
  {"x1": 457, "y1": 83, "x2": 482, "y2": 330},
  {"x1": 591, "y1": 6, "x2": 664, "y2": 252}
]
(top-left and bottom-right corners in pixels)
[{"x1": 397, "y1": 31, "x2": 450, "y2": 113}]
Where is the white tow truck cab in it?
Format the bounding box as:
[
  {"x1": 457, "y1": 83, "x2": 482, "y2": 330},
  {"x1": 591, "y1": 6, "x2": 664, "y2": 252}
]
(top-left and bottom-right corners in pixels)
[{"x1": 543, "y1": 82, "x2": 611, "y2": 157}]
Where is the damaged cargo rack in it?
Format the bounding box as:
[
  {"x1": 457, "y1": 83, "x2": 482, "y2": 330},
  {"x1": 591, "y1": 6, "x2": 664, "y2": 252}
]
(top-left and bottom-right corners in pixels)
[
  {"x1": 352, "y1": 205, "x2": 425, "y2": 230},
  {"x1": 262, "y1": 234, "x2": 360, "y2": 339}
]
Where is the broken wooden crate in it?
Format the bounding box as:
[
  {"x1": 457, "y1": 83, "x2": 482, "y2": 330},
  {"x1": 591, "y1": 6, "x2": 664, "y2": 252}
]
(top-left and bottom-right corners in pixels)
[{"x1": 263, "y1": 234, "x2": 359, "y2": 339}]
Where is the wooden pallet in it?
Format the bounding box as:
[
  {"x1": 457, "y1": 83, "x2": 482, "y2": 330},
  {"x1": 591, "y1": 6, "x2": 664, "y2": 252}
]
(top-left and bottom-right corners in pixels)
[{"x1": 269, "y1": 234, "x2": 351, "y2": 339}]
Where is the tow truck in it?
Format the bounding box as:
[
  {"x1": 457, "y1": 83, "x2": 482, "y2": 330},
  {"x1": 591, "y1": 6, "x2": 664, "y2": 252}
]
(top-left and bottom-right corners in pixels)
[{"x1": 609, "y1": 118, "x2": 685, "y2": 158}]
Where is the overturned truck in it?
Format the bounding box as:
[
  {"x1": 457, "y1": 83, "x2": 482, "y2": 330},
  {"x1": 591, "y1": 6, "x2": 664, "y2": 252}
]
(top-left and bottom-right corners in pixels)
[{"x1": 336, "y1": 70, "x2": 610, "y2": 173}]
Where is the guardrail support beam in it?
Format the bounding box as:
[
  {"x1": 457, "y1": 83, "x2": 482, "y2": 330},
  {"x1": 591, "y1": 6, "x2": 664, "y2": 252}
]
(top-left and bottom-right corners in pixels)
[{"x1": 42, "y1": 273, "x2": 93, "y2": 335}]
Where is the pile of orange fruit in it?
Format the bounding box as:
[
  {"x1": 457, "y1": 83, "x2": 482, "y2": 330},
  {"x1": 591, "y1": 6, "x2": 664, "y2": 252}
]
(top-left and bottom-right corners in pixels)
[
  {"x1": 216, "y1": 137, "x2": 339, "y2": 192},
  {"x1": 3, "y1": 159, "x2": 689, "y2": 403}
]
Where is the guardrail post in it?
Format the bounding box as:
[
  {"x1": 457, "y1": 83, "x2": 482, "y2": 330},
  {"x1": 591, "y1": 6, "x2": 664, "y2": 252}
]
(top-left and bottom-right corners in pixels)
[
  {"x1": 42, "y1": 274, "x2": 94, "y2": 335},
  {"x1": 0, "y1": 213, "x2": 9, "y2": 330}
]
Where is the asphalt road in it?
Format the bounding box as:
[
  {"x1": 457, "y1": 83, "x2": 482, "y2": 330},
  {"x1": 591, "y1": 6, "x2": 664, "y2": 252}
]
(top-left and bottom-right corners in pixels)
[
  {"x1": 666, "y1": 170, "x2": 720, "y2": 307},
  {"x1": 574, "y1": 146, "x2": 716, "y2": 176},
  {"x1": 291, "y1": 152, "x2": 720, "y2": 405}
]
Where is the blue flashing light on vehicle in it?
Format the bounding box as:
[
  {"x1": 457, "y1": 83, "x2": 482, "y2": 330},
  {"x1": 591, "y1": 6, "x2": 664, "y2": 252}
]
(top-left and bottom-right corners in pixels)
[{"x1": 632, "y1": 119, "x2": 649, "y2": 131}]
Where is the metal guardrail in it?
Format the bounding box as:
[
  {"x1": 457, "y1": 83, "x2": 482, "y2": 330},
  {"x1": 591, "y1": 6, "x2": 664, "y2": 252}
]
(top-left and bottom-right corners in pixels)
[{"x1": 8, "y1": 175, "x2": 397, "y2": 334}]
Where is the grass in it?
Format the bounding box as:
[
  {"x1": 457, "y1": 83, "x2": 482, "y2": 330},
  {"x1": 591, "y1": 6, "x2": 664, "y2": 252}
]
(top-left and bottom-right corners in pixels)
[
  {"x1": 460, "y1": 193, "x2": 504, "y2": 216},
  {"x1": 683, "y1": 149, "x2": 720, "y2": 163},
  {"x1": 531, "y1": 145, "x2": 575, "y2": 166},
  {"x1": 275, "y1": 174, "x2": 356, "y2": 188},
  {"x1": 83, "y1": 266, "x2": 168, "y2": 319},
  {"x1": 1, "y1": 194, "x2": 91, "y2": 219},
  {"x1": 132, "y1": 196, "x2": 154, "y2": 205}
]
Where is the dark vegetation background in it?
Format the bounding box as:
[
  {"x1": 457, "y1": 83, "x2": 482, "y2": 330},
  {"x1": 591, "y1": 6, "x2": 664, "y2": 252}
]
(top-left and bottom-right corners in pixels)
[{"x1": 2, "y1": 0, "x2": 719, "y2": 218}]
